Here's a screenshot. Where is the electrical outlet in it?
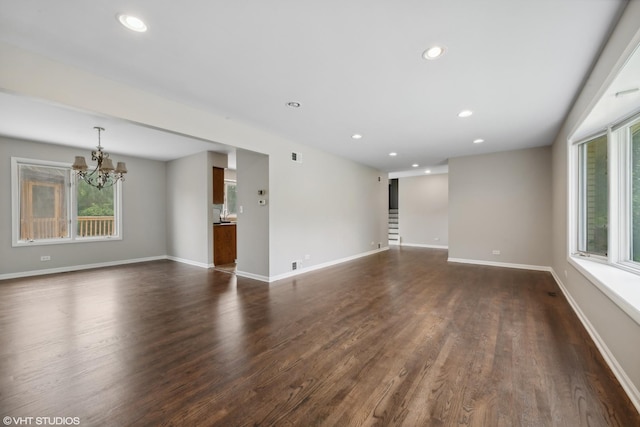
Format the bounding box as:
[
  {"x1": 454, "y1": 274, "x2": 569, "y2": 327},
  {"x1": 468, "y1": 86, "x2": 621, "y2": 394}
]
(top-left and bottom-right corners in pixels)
[
  {"x1": 304, "y1": 254, "x2": 310, "y2": 260},
  {"x1": 40, "y1": 255, "x2": 51, "y2": 261},
  {"x1": 492, "y1": 250, "x2": 501, "y2": 255}
]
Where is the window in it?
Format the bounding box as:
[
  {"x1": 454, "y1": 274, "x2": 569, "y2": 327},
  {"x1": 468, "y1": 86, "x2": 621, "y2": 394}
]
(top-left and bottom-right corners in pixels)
[
  {"x1": 577, "y1": 134, "x2": 608, "y2": 256},
  {"x1": 16, "y1": 162, "x2": 70, "y2": 241},
  {"x1": 223, "y1": 180, "x2": 237, "y2": 220},
  {"x1": 12, "y1": 158, "x2": 122, "y2": 246},
  {"x1": 76, "y1": 180, "x2": 117, "y2": 237},
  {"x1": 631, "y1": 122, "x2": 640, "y2": 262},
  {"x1": 574, "y1": 114, "x2": 640, "y2": 273}
]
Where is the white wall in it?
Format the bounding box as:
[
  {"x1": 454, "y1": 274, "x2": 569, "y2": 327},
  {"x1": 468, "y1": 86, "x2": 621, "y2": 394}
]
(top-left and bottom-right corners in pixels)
[
  {"x1": 397, "y1": 174, "x2": 448, "y2": 248},
  {"x1": 0, "y1": 42, "x2": 388, "y2": 281},
  {"x1": 165, "y1": 151, "x2": 228, "y2": 267},
  {"x1": 269, "y1": 147, "x2": 388, "y2": 278},
  {"x1": 236, "y1": 149, "x2": 269, "y2": 279},
  {"x1": 0, "y1": 136, "x2": 167, "y2": 277},
  {"x1": 550, "y1": 1, "x2": 640, "y2": 407},
  {"x1": 449, "y1": 146, "x2": 552, "y2": 268},
  {"x1": 166, "y1": 152, "x2": 209, "y2": 267}
]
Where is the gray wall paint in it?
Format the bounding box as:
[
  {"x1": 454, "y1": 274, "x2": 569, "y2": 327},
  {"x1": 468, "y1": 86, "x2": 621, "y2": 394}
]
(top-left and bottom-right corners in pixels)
[
  {"x1": 550, "y1": 1, "x2": 640, "y2": 400},
  {"x1": 268, "y1": 146, "x2": 388, "y2": 277},
  {"x1": 398, "y1": 174, "x2": 448, "y2": 247},
  {"x1": 236, "y1": 149, "x2": 269, "y2": 277},
  {"x1": 166, "y1": 152, "x2": 209, "y2": 266},
  {"x1": 0, "y1": 136, "x2": 167, "y2": 276},
  {"x1": 165, "y1": 151, "x2": 227, "y2": 267},
  {"x1": 0, "y1": 44, "x2": 388, "y2": 280},
  {"x1": 449, "y1": 146, "x2": 552, "y2": 267}
]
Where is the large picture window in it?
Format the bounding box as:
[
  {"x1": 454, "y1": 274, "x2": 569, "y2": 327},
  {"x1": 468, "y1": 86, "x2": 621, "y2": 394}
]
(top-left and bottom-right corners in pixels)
[
  {"x1": 12, "y1": 158, "x2": 122, "y2": 246},
  {"x1": 574, "y1": 114, "x2": 640, "y2": 273}
]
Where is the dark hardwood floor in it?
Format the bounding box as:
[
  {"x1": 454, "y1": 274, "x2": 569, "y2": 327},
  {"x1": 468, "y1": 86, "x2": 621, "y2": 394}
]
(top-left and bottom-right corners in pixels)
[{"x1": 0, "y1": 247, "x2": 638, "y2": 426}]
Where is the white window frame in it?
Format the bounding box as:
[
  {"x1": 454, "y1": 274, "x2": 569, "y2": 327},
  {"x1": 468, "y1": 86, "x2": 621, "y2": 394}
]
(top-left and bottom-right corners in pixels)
[
  {"x1": 569, "y1": 114, "x2": 640, "y2": 326},
  {"x1": 571, "y1": 115, "x2": 640, "y2": 274},
  {"x1": 11, "y1": 157, "x2": 123, "y2": 247},
  {"x1": 575, "y1": 131, "x2": 609, "y2": 260},
  {"x1": 616, "y1": 115, "x2": 640, "y2": 270}
]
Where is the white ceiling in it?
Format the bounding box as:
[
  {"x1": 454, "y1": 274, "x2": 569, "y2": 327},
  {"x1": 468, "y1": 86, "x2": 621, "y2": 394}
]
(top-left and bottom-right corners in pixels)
[{"x1": 0, "y1": 0, "x2": 633, "y2": 174}]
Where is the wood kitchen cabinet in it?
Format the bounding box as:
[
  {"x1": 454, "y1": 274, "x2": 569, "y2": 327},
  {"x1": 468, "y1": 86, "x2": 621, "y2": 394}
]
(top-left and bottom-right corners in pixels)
[
  {"x1": 213, "y1": 167, "x2": 224, "y2": 204},
  {"x1": 214, "y1": 223, "x2": 236, "y2": 265}
]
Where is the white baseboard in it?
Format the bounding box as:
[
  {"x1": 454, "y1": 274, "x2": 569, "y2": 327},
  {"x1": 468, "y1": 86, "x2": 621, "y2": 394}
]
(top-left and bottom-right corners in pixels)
[
  {"x1": 165, "y1": 256, "x2": 210, "y2": 269},
  {"x1": 0, "y1": 256, "x2": 168, "y2": 281},
  {"x1": 401, "y1": 242, "x2": 448, "y2": 249},
  {"x1": 268, "y1": 247, "x2": 390, "y2": 283},
  {"x1": 549, "y1": 269, "x2": 640, "y2": 414},
  {"x1": 447, "y1": 257, "x2": 552, "y2": 272},
  {"x1": 235, "y1": 270, "x2": 270, "y2": 282}
]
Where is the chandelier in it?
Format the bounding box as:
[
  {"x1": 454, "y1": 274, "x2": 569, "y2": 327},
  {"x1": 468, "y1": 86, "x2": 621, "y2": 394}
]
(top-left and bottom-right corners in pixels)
[{"x1": 72, "y1": 127, "x2": 127, "y2": 190}]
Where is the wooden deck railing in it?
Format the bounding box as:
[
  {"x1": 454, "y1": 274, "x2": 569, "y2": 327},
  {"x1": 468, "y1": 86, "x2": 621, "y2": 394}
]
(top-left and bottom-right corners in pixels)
[
  {"x1": 20, "y1": 216, "x2": 115, "y2": 240},
  {"x1": 20, "y1": 218, "x2": 68, "y2": 240},
  {"x1": 77, "y1": 216, "x2": 115, "y2": 237}
]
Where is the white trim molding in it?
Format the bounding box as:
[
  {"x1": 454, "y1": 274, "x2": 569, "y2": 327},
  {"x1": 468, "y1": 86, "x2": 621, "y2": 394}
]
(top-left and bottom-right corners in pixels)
[
  {"x1": 268, "y1": 247, "x2": 390, "y2": 283},
  {"x1": 402, "y1": 243, "x2": 448, "y2": 250},
  {"x1": 447, "y1": 257, "x2": 552, "y2": 272},
  {"x1": 166, "y1": 256, "x2": 210, "y2": 269},
  {"x1": 0, "y1": 256, "x2": 167, "y2": 281},
  {"x1": 235, "y1": 270, "x2": 270, "y2": 282}
]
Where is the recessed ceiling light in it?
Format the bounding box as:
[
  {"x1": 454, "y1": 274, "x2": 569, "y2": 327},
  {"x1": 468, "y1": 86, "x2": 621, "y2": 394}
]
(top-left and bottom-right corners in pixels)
[
  {"x1": 412, "y1": 163, "x2": 419, "y2": 168},
  {"x1": 458, "y1": 110, "x2": 473, "y2": 118},
  {"x1": 473, "y1": 138, "x2": 484, "y2": 144},
  {"x1": 389, "y1": 152, "x2": 398, "y2": 157},
  {"x1": 423, "y1": 46, "x2": 445, "y2": 60},
  {"x1": 286, "y1": 101, "x2": 301, "y2": 108},
  {"x1": 425, "y1": 170, "x2": 431, "y2": 174},
  {"x1": 117, "y1": 14, "x2": 147, "y2": 32},
  {"x1": 352, "y1": 134, "x2": 362, "y2": 140}
]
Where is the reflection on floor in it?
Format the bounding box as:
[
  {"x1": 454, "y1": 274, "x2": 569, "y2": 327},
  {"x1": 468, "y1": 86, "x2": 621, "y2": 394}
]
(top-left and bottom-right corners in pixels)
[{"x1": 214, "y1": 263, "x2": 236, "y2": 274}]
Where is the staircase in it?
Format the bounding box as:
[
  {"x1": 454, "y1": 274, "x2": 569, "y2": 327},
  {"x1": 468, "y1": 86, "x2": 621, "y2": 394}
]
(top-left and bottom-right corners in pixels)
[{"x1": 388, "y1": 209, "x2": 399, "y2": 245}]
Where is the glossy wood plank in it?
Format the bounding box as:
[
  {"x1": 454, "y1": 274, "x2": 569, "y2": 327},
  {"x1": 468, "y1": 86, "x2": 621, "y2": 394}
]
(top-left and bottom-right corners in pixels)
[{"x1": 0, "y1": 247, "x2": 638, "y2": 426}]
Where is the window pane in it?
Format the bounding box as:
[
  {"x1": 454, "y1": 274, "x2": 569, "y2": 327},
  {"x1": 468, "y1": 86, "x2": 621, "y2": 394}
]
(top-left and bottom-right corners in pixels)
[
  {"x1": 77, "y1": 180, "x2": 116, "y2": 237},
  {"x1": 224, "y1": 181, "x2": 237, "y2": 217},
  {"x1": 18, "y1": 164, "x2": 69, "y2": 240},
  {"x1": 631, "y1": 122, "x2": 640, "y2": 262},
  {"x1": 580, "y1": 135, "x2": 608, "y2": 255}
]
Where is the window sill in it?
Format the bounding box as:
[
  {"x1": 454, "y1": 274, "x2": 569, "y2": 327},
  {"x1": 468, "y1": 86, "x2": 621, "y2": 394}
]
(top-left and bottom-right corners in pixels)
[
  {"x1": 13, "y1": 236, "x2": 122, "y2": 247},
  {"x1": 569, "y1": 256, "x2": 640, "y2": 326}
]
